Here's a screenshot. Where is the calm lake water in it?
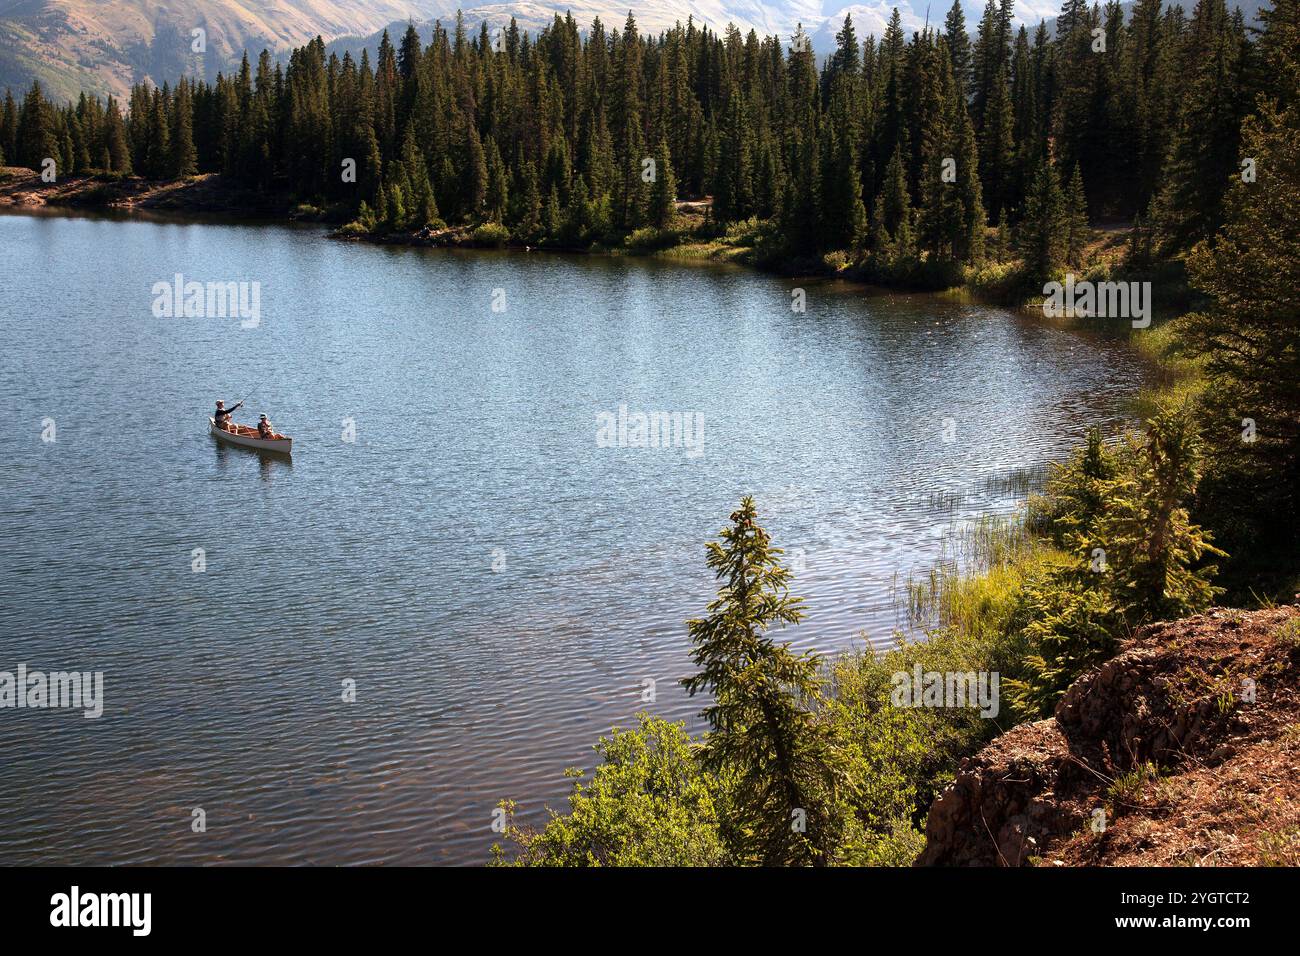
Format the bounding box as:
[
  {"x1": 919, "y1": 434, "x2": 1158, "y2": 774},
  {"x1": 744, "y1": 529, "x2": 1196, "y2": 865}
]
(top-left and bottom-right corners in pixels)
[{"x1": 0, "y1": 208, "x2": 1148, "y2": 864}]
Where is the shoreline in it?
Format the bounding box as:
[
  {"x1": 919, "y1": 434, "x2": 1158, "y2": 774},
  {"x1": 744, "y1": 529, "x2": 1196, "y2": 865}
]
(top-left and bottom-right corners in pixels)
[
  {"x1": 0, "y1": 167, "x2": 1039, "y2": 307},
  {"x1": 1, "y1": 166, "x2": 1192, "y2": 325}
]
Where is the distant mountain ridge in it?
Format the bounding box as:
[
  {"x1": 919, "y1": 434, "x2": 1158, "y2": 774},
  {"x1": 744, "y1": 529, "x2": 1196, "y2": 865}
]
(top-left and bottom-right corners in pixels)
[{"x1": 0, "y1": 0, "x2": 437, "y2": 102}]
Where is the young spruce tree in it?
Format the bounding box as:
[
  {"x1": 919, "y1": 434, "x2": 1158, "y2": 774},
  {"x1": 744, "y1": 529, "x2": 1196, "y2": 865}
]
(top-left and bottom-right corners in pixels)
[{"x1": 682, "y1": 497, "x2": 845, "y2": 866}]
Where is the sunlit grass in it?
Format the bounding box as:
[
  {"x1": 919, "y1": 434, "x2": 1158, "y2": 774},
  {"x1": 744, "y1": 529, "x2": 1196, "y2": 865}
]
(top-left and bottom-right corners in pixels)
[{"x1": 900, "y1": 514, "x2": 1057, "y2": 646}]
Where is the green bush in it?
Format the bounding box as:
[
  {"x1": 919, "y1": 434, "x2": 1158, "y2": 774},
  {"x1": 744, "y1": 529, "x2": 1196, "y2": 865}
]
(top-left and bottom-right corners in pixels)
[
  {"x1": 471, "y1": 222, "x2": 511, "y2": 247},
  {"x1": 1003, "y1": 568, "x2": 1124, "y2": 720},
  {"x1": 624, "y1": 226, "x2": 681, "y2": 252},
  {"x1": 489, "y1": 715, "x2": 728, "y2": 866},
  {"x1": 335, "y1": 219, "x2": 372, "y2": 237}
]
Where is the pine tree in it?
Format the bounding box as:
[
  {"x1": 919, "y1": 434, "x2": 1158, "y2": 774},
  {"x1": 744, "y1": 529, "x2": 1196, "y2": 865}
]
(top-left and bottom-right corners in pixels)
[
  {"x1": 513, "y1": 160, "x2": 543, "y2": 237},
  {"x1": 612, "y1": 13, "x2": 647, "y2": 229},
  {"x1": 1057, "y1": 0, "x2": 1090, "y2": 40},
  {"x1": 681, "y1": 497, "x2": 845, "y2": 866},
  {"x1": 712, "y1": 82, "x2": 753, "y2": 223},
  {"x1": 1007, "y1": 409, "x2": 1222, "y2": 718},
  {"x1": 0, "y1": 90, "x2": 17, "y2": 166},
  {"x1": 16, "y1": 81, "x2": 59, "y2": 172},
  {"x1": 400, "y1": 126, "x2": 439, "y2": 227},
  {"x1": 169, "y1": 81, "x2": 198, "y2": 178},
  {"x1": 144, "y1": 88, "x2": 171, "y2": 179},
  {"x1": 387, "y1": 179, "x2": 408, "y2": 231},
  {"x1": 484, "y1": 136, "x2": 509, "y2": 223},
  {"x1": 1090, "y1": 406, "x2": 1224, "y2": 622},
  {"x1": 374, "y1": 181, "x2": 390, "y2": 230},
  {"x1": 979, "y1": 64, "x2": 1015, "y2": 222},
  {"x1": 542, "y1": 183, "x2": 562, "y2": 238},
  {"x1": 648, "y1": 138, "x2": 677, "y2": 228},
  {"x1": 945, "y1": 0, "x2": 973, "y2": 92},
  {"x1": 1064, "y1": 164, "x2": 1089, "y2": 267},
  {"x1": 879, "y1": 143, "x2": 911, "y2": 241},
  {"x1": 955, "y1": 89, "x2": 986, "y2": 261},
  {"x1": 464, "y1": 125, "x2": 488, "y2": 221},
  {"x1": 1180, "y1": 0, "x2": 1300, "y2": 568},
  {"x1": 1150, "y1": 0, "x2": 1247, "y2": 254},
  {"x1": 1017, "y1": 160, "x2": 1067, "y2": 282}
]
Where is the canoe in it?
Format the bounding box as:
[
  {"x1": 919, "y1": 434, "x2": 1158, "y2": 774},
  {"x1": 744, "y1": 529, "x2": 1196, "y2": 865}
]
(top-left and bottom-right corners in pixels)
[{"x1": 209, "y1": 417, "x2": 292, "y2": 454}]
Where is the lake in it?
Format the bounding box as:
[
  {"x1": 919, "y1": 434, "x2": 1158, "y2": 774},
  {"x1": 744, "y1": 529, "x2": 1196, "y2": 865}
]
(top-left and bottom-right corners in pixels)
[{"x1": 0, "y1": 208, "x2": 1148, "y2": 864}]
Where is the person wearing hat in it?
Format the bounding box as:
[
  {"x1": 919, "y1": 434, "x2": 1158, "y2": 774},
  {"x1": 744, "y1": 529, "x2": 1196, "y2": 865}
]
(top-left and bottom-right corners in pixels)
[
  {"x1": 214, "y1": 399, "x2": 243, "y2": 432},
  {"x1": 257, "y1": 414, "x2": 276, "y2": 439}
]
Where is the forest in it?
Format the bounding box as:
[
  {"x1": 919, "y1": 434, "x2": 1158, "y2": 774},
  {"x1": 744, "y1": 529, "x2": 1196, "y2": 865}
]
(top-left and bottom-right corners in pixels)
[{"x1": 0, "y1": 0, "x2": 1261, "y2": 284}]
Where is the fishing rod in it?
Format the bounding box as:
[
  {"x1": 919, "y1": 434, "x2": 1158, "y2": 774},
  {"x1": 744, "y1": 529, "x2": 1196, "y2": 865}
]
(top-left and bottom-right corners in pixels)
[{"x1": 233, "y1": 381, "x2": 260, "y2": 408}]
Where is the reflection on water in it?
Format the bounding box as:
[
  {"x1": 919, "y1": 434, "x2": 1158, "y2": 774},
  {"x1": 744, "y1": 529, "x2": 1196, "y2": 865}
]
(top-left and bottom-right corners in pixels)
[
  {"x1": 212, "y1": 436, "x2": 294, "y2": 480},
  {"x1": 0, "y1": 209, "x2": 1150, "y2": 865}
]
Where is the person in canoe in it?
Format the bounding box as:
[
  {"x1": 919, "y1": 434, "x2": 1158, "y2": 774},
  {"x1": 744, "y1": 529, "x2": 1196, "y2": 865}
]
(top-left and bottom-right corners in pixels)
[
  {"x1": 214, "y1": 399, "x2": 244, "y2": 432},
  {"x1": 257, "y1": 414, "x2": 280, "y2": 440}
]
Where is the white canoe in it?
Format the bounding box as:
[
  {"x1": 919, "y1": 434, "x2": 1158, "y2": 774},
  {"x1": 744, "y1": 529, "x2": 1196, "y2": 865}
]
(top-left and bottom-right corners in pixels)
[{"x1": 209, "y1": 417, "x2": 292, "y2": 454}]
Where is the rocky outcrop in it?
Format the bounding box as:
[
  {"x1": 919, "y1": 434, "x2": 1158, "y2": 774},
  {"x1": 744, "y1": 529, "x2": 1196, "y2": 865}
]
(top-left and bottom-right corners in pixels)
[
  {"x1": 0, "y1": 170, "x2": 285, "y2": 215},
  {"x1": 917, "y1": 604, "x2": 1300, "y2": 866}
]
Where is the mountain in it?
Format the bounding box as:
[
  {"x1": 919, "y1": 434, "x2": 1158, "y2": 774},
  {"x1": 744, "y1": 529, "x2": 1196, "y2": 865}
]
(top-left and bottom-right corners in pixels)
[
  {"x1": 322, "y1": 0, "x2": 1264, "y2": 65},
  {"x1": 0, "y1": 0, "x2": 437, "y2": 102},
  {"x1": 322, "y1": 1, "x2": 826, "y2": 60},
  {"x1": 322, "y1": 0, "x2": 1052, "y2": 64}
]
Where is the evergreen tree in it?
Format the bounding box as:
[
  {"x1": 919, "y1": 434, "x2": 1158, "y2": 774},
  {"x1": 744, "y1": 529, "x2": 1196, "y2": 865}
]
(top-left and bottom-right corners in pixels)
[
  {"x1": 169, "y1": 81, "x2": 198, "y2": 178},
  {"x1": 464, "y1": 126, "x2": 488, "y2": 221},
  {"x1": 0, "y1": 90, "x2": 17, "y2": 166},
  {"x1": 1091, "y1": 406, "x2": 1224, "y2": 622},
  {"x1": 712, "y1": 82, "x2": 753, "y2": 223},
  {"x1": 945, "y1": 0, "x2": 973, "y2": 92},
  {"x1": 648, "y1": 138, "x2": 677, "y2": 228},
  {"x1": 1150, "y1": 0, "x2": 1248, "y2": 253},
  {"x1": 542, "y1": 183, "x2": 562, "y2": 237},
  {"x1": 879, "y1": 143, "x2": 911, "y2": 242},
  {"x1": 484, "y1": 136, "x2": 509, "y2": 223},
  {"x1": 16, "y1": 81, "x2": 58, "y2": 172},
  {"x1": 513, "y1": 160, "x2": 543, "y2": 236},
  {"x1": 682, "y1": 498, "x2": 845, "y2": 866},
  {"x1": 1016, "y1": 159, "x2": 1067, "y2": 281},
  {"x1": 1181, "y1": 0, "x2": 1300, "y2": 570},
  {"x1": 1064, "y1": 164, "x2": 1089, "y2": 266},
  {"x1": 144, "y1": 88, "x2": 171, "y2": 179}
]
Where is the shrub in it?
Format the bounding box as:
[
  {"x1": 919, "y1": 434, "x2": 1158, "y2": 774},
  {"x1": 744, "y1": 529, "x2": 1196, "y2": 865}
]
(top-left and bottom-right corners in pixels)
[
  {"x1": 1003, "y1": 567, "x2": 1125, "y2": 720},
  {"x1": 471, "y1": 222, "x2": 511, "y2": 247},
  {"x1": 1028, "y1": 428, "x2": 1121, "y2": 544},
  {"x1": 489, "y1": 715, "x2": 727, "y2": 866},
  {"x1": 624, "y1": 226, "x2": 681, "y2": 252},
  {"x1": 336, "y1": 219, "x2": 372, "y2": 237}
]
